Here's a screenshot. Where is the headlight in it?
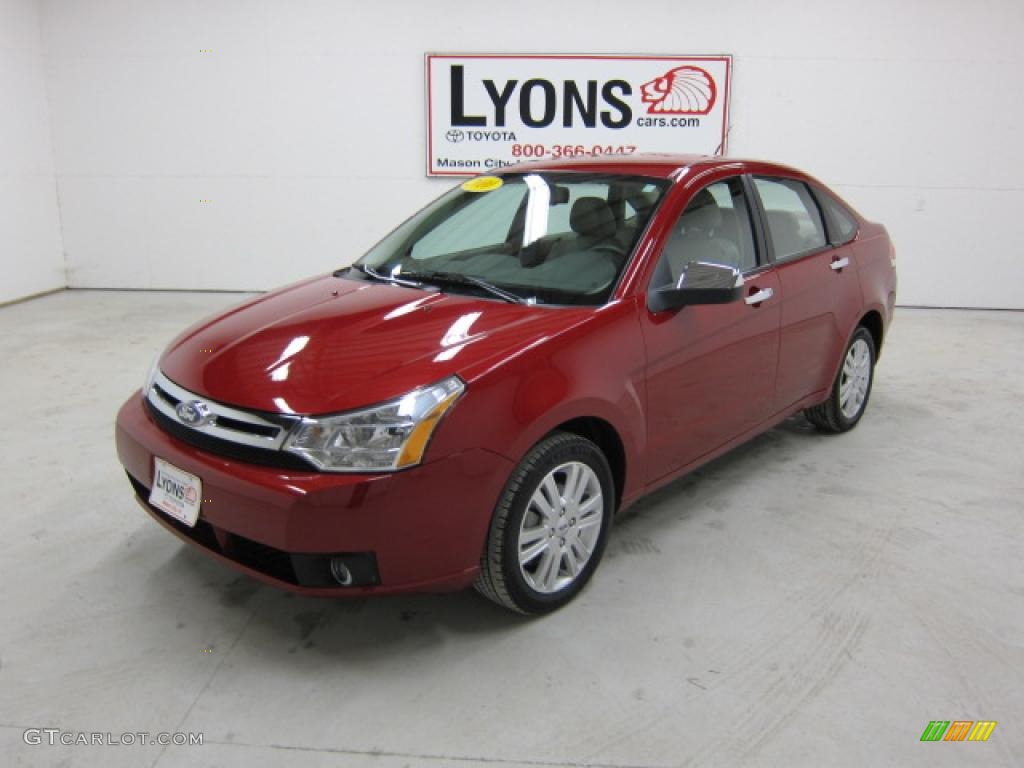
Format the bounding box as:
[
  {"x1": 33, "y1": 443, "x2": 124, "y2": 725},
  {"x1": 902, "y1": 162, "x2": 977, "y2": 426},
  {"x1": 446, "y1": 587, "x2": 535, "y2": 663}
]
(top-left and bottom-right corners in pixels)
[
  {"x1": 282, "y1": 376, "x2": 465, "y2": 472},
  {"x1": 142, "y1": 356, "x2": 160, "y2": 397}
]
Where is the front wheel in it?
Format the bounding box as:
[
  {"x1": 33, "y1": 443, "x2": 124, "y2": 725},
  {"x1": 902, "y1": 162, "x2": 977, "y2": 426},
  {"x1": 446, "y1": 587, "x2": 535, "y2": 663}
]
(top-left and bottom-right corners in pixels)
[
  {"x1": 805, "y1": 326, "x2": 876, "y2": 433},
  {"x1": 474, "y1": 432, "x2": 614, "y2": 614}
]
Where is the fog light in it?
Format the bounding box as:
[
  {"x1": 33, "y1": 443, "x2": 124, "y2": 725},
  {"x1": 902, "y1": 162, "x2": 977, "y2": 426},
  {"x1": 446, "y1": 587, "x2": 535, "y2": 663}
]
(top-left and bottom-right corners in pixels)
[{"x1": 330, "y1": 557, "x2": 353, "y2": 586}]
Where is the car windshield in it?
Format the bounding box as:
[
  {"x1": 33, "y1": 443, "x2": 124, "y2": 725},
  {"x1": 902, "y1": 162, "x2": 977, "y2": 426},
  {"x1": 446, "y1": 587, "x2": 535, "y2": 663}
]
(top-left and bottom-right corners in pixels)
[{"x1": 352, "y1": 173, "x2": 670, "y2": 306}]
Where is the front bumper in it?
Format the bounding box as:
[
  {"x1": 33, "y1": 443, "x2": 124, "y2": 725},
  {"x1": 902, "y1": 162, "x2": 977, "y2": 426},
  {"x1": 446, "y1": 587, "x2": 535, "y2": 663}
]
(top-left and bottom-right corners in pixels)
[{"x1": 115, "y1": 393, "x2": 513, "y2": 595}]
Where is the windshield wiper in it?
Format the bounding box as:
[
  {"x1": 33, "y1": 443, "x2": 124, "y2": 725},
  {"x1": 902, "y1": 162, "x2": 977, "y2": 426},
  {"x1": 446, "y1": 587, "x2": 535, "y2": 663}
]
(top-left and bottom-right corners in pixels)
[
  {"x1": 354, "y1": 263, "x2": 423, "y2": 289},
  {"x1": 400, "y1": 271, "x2": 530, "y2": 305}
]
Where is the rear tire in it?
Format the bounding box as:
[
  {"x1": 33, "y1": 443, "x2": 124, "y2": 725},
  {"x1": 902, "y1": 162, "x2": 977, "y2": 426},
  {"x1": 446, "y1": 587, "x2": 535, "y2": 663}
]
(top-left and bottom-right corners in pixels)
[
  {"x1": 805, "y1": 326, "x2": 876, "y2": 433},
  {"x1": 474, "y1": 432, "x2": 613, "y2": 615}
]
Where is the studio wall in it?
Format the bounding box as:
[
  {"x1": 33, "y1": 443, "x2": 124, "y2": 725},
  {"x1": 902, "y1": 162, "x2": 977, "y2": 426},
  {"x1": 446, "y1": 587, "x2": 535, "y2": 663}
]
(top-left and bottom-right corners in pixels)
[
  {"x1": 32, "y1": 0, "x2": 1024, "y2": 307},
  {"x1": 0, "y1": 0, "x2": 63, "y2": 304}
]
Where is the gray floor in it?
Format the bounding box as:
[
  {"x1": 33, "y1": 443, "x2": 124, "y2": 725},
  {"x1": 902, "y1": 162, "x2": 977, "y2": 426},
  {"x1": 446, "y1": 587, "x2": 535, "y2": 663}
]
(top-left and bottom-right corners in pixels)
[{"x1": 1, "y1": 290, "x2": 1021, "y2": 768}]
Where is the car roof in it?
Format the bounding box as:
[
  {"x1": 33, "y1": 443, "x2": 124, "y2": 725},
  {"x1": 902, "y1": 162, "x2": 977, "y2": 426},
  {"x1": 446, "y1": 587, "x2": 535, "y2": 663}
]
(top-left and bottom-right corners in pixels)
[{"x1": 498, "y1": 153, "x2": 807, "y2": 182}]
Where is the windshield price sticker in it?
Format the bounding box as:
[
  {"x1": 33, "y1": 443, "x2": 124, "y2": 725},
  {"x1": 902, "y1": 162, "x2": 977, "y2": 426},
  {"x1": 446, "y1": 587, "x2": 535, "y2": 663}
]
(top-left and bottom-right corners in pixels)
[
  {"x1": 461, "y1": 176, "x2": 504, "y2": 192},
  {"x1": 426, "y1": 54, "x2": 732, "y2": 176}
]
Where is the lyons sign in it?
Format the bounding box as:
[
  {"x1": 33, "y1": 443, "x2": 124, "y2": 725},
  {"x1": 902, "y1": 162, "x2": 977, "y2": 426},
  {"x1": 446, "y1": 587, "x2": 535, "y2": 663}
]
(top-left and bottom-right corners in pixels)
[{"x1": 426, "y1": 54, "x2": 732, "y2": 176}]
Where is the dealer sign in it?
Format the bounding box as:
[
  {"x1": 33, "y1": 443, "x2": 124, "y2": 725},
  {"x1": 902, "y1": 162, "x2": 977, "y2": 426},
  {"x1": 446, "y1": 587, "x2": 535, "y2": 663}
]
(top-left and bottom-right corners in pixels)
[{"x1": 426, "y1": 54, "x2": 732, "y2": 177}]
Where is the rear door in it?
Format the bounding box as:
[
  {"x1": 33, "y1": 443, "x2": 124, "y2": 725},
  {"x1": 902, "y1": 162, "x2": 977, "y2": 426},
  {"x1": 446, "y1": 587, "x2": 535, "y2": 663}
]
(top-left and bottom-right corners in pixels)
[
  {"x1": 751, "y1": 176, "x2": 858, "y2": 412},
  {"x1": 640, "y1": 175, "x2": 781, "y2": 483}
]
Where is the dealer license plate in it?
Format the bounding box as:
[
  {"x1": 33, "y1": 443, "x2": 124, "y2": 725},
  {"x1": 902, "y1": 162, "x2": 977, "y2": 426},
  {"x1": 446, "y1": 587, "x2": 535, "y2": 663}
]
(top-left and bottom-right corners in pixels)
[{"x1": 149, "y1": 458, "x2": 202, "y2": 528}]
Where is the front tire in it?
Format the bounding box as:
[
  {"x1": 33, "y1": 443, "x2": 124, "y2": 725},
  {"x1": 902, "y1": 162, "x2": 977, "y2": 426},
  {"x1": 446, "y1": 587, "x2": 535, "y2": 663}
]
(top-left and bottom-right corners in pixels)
[
  {"x1": 805, "y1": 326, "x2": 876, "y2": 433},
  {"x1": 474, "y1": 432, "x2": 614, "y2": 614}
]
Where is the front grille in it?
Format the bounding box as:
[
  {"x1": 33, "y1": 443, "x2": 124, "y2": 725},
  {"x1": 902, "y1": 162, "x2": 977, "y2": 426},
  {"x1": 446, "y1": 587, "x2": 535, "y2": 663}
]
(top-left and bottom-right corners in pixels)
[
  {"x1": 215, "y1": 414, "x2": 278, "y2": 438},
  {"x1": 152, "y1": 381, "x2": 180, "y2": 406},
  {"x1": 145, "y1": 399, "x2": 313, "y2": 470},
  {"x1": 145, "y1": 370, "x2": 312, "y2": 471},
  {"x1": 127, "y1": 472, "x2": 379, "y2": 587},
  {"x1": 152, "y1": 382, "x2": 282, "y2": 440},
  {"x1": 231, "y1": 534, "x2": 297, "y2": 583}
]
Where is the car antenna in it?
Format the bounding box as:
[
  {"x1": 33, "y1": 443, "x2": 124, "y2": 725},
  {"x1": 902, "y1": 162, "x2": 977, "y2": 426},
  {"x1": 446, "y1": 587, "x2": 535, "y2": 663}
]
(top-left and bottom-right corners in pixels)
[{"x1": 713, "y1": 123, "x2": 733, "y2": 156}]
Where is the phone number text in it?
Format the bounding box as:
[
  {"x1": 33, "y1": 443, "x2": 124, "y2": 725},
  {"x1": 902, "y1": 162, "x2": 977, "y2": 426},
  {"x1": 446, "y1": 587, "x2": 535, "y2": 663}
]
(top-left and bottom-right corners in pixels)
[{"x1": 511, "y1": 144, "x2": 638, "y2": 159}]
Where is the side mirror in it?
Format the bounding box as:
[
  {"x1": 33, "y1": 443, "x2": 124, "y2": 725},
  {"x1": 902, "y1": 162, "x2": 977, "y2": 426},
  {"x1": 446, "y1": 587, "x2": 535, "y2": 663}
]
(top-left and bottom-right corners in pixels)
[{"x1": 648, "y1": 262, "x2": 745, "y2": 313}]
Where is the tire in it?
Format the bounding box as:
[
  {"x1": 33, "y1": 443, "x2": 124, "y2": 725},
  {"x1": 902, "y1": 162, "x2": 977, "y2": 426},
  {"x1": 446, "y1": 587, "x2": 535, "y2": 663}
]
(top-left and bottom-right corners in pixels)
[
  {"x1": 805, "y1": 326, "x2": 876, "y2": 433},
  {"x1": 474, "y1": 432, "x2": 614, "y2": 614}
]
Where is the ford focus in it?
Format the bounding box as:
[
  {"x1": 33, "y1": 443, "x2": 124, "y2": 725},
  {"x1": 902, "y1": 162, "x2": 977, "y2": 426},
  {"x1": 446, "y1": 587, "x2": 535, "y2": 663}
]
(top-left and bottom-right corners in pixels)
[{"x1": 115, "y1": 154, "x2": 897, "y2": 614}]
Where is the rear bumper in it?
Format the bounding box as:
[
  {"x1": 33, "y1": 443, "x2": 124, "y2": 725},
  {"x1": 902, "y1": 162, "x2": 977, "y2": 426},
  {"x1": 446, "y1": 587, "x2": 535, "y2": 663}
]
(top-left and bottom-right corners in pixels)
[{"x1": 115, "y1": 394, "x2": 514, "y2": 596}]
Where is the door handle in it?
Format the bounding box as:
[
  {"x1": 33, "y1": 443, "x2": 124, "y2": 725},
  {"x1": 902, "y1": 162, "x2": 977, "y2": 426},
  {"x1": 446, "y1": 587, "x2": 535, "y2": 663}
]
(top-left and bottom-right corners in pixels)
[
  {"x1": 830, "y1": 256, "x2": 850, "y2": 271},
  {"x1": 745, "y1": 287, "x2": 773, "y2": 305}
]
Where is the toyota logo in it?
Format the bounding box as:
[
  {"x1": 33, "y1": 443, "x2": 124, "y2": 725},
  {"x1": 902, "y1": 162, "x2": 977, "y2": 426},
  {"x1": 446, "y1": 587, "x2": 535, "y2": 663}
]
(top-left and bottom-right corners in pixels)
[
  {"x1": 445, "y1": 129, "x2": 465, "y2": 143},
  {"x1": 176, "y1": 400, "x2": 214, "y2": 427}
]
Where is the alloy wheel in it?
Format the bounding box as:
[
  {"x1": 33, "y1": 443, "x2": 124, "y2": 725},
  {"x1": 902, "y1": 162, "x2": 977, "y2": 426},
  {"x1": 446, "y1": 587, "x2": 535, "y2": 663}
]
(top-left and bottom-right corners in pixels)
[
  {"x1": 839, "y1": 338, "x2": 872, "y2": 419},
  {"x1": 517, "y1": 461, "x2": 604, "y2": 594}
]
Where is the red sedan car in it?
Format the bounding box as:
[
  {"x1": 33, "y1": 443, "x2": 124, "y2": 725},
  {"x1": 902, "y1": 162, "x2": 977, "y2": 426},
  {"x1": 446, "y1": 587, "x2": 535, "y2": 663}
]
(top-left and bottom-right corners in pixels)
[{"x1": 116, "y1": 154, "x2": 897, "y2": 614}]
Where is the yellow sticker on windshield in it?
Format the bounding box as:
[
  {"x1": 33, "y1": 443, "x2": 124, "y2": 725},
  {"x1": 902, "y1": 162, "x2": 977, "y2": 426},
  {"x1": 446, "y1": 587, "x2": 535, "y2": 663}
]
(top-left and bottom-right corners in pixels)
[{"x1": 461, "y1": 176, "x2": 503, "y2": 193}]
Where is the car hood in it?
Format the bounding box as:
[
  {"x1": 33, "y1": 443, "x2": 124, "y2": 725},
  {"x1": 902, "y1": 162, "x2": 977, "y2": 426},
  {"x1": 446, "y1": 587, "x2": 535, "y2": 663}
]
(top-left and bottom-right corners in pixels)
[{"x1": 159, "y1": 274, "x2": 589, "y2": 415}]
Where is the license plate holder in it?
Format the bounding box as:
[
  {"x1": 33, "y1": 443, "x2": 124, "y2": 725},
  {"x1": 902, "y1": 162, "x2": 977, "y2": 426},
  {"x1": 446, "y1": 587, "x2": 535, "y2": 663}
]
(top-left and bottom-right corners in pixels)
[{"x1": 149, "y1": 458, "x2": 202, "y2": 528}]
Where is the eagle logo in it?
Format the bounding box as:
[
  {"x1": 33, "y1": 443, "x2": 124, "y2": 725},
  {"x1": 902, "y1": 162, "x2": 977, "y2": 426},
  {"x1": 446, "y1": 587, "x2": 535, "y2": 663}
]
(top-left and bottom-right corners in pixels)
[{"x1": 640, "y1": 66, "x2": 717, "y2": 115}]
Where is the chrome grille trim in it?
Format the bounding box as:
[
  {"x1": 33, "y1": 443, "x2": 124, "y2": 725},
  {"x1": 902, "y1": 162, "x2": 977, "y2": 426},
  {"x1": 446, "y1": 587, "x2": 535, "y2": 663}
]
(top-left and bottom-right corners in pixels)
[{"x1": 146, "y1": 370, "x2": 294, "y2": 450}]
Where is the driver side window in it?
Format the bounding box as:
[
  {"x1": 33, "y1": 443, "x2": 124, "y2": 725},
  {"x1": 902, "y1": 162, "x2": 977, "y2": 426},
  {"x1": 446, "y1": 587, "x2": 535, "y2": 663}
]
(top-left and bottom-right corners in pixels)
[{"x1": 652, "y1": 177, "x2": 758, "y2": 289}]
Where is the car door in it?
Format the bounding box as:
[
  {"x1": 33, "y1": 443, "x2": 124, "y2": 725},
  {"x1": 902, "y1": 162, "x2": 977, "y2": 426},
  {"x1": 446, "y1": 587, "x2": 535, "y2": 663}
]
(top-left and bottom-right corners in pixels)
[
  {"x1": 751, "y1": 176, "x2": 858, "y2": 412},
  {"x1": 640, "y1": 175, "x2": 781, "y2": 484}
]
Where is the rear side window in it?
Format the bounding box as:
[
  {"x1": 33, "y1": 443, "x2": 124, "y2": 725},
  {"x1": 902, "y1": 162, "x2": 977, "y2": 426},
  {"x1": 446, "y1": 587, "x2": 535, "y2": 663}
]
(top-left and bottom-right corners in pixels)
[
  {"x1": 753, "y1": 177, "x2": 827, "y2": 260},
  {"x1": 816, "y1": 189, "x2": 859, "y2": 245}
]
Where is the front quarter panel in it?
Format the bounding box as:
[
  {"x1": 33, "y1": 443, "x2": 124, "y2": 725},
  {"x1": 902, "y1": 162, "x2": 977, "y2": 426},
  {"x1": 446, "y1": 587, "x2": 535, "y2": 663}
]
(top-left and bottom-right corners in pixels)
[{"x1": 426, "y1": 299, "x2": 648, "y2": 510}]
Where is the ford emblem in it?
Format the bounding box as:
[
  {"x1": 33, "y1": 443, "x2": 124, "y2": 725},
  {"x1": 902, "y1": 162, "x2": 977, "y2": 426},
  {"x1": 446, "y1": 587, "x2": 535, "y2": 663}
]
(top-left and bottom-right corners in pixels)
[{"x1": 176, "y1": 400, "x2": 214, "y2": 427}]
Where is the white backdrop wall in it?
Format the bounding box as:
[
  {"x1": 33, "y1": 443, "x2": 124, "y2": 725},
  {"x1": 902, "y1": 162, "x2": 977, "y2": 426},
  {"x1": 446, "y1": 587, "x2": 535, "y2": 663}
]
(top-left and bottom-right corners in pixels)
[
  {"x1": 37, "y1": 0, "x2": 1024, "y2": 308},
  {"x1": 0, "y1": 0, "x2": 63, "y2": 304}
]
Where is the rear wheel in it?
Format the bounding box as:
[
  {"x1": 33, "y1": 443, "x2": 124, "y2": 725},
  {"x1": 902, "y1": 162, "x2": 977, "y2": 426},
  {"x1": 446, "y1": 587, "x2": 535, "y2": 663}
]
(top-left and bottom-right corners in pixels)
[
  {"x1": 805, "y1": 326, "x2": 876, "y2": 433},
  {"x1": 474, "y1": 432, "x2": 613, "y2": 614}
]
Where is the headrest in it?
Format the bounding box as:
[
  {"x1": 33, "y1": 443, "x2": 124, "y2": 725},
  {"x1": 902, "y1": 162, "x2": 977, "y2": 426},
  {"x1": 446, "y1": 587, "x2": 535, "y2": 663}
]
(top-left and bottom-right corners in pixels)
[
  {"x1": 570, "y1": 197, "x2": 616, "y2": 240},
  {"x1": 681, "y1": 188, "x2": 722, "y2": 233}
]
